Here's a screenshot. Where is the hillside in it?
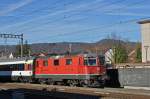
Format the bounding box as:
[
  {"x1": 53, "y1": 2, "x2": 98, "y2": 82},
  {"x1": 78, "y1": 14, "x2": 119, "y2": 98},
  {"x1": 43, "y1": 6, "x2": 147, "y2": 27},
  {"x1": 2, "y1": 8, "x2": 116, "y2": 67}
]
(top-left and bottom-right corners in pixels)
[{"x1": 0, "y1": 39, "x2": 138, "y2": 56}]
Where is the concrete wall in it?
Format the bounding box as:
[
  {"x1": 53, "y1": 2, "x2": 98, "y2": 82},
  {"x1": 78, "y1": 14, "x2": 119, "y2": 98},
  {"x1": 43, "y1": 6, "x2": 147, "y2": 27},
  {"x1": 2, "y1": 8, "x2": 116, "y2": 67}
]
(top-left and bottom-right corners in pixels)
[
  {"x1": 118, "y1": 68, "x2": 150, "y2": 87},
  {"x1": 140, "y1": 23, "x2": 150, "y2": 62}
]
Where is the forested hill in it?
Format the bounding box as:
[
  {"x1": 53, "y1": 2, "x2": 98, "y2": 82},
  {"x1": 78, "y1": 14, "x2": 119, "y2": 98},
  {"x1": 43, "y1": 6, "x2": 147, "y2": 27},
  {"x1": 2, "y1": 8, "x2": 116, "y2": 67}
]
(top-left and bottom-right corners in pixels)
[{"x1": 0, "y1": 39, "x2": 138, "y2": 55}]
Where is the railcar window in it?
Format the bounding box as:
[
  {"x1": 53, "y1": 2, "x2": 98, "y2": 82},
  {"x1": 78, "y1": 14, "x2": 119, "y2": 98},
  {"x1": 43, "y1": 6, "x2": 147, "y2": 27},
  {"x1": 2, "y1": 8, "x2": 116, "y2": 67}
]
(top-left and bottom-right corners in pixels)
[
  {"x1": 54, "y1": 59, "x2": 59, "y2": 66},
  {"x1": 0, "y1": 65, "x2": 11, "y2": 71},
  {"x1": 28, "y1": 64, "x2": 32, "y2": 70},
  {"x1": 0, "y1": 64, "x2": 24, "y2": 71},
  {"x1": 66, "y1": 59, "x2": 72, "y2": 65},
  {"x1": 43, "y1": 60, "x2": 48, "y2": 66},
  {"x1": 18, "y1": 64, "x2": 24, "y2": 70},
  {"x1": 13, "y1": 64, "x2": 18, "y2": 71}
]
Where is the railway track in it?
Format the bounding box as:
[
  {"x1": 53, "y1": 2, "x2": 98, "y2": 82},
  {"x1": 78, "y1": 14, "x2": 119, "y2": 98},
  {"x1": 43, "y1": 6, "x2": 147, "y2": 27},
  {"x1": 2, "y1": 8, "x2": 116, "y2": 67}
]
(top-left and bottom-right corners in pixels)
[{"x1": 0, "y1": 83, "x2": 150, "y2": 99}]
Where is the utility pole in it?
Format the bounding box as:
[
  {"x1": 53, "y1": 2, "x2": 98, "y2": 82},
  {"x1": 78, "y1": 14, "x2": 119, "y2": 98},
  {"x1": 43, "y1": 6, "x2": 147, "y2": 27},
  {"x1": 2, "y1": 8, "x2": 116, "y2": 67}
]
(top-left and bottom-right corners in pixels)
[
  {"x1": 20, "y1": 34, "x2": 23, "y2": 58},
  {"x1": 69, "y1": 44, "x2": 72, "y2": 54},
  {"x1": 0, "y1": 33, "x2": 24, "y2": 58},
  {"x1": 28, "y1": 50, "x2": 31, "y2": 57},
  {"x1": 4, "y1": 38, "x2": 7, "y2": 54}
]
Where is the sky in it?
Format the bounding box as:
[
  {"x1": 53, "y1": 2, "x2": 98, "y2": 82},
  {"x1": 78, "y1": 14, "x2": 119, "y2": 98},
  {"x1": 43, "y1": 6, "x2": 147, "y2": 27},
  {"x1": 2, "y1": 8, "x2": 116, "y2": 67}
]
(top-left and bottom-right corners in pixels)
[{"x1": 0, "y1": 0, "x2": 150, "y2": 44}]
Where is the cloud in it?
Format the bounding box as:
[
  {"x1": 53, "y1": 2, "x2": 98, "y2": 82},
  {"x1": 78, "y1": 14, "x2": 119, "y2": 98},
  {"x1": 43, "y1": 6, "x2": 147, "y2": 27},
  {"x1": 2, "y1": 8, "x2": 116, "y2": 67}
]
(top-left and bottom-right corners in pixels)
[{"x1": 0, "y1": 0, "x2": 34, "y2": 16}]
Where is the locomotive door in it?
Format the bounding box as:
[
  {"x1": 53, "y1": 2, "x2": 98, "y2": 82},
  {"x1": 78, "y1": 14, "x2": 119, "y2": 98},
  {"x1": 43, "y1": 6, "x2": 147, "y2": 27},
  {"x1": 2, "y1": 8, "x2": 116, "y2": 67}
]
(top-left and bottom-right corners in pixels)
[
  {"x1": 78, "y1": 57, "x2": 83, "y2": 74},
  {"x1": 66, "y1": 59, "x2": 73, "y2": 73},
  {"x1": 53, "y1": 59, "x2": 59, "y2": 73},
  {"x1": 35, "y1": 60, "x2": 40, "y2": 73},
  {"x1": 41, "y1": 59, "x2": 49, "y2": 74}
]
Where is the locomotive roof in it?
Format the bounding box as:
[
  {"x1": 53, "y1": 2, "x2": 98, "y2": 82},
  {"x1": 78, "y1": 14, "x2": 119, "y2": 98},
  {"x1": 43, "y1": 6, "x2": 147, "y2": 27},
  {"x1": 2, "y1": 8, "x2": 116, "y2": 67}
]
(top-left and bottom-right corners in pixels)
[{"x1": 36, "y1": 53, "x2": 101, "y2": 59}]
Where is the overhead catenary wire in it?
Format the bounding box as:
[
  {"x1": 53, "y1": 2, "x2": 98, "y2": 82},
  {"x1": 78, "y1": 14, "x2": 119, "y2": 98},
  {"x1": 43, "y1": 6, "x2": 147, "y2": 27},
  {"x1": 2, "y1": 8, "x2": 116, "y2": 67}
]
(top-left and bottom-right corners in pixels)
[
  {"x1": 104, "y1": 0, "x2": 147, "y2": 14},
  {"x1": 31, "y1": 16, "x2": 150, "y2": 43},
  {"x1": 21, "y1": 0, "x2": 76, "y2": 16},
  {"x1": 0, "y1": 0, "x2": 150, "y2": 43},
  {"x1": 20, "y1": 0, "x2": 127, "y2": 30},
  {"x1": 16, "y1": 0, "x2": 149, "y2": 35},
  {"x1": 1, "y1": 0, "x2": 144, "y2": 34},
  {"x1": 5, "y1": 0, "x2": 127, "y2": 32},
  {"x1": 2, "y1": 0, "x2": 83, "y2": 32}
]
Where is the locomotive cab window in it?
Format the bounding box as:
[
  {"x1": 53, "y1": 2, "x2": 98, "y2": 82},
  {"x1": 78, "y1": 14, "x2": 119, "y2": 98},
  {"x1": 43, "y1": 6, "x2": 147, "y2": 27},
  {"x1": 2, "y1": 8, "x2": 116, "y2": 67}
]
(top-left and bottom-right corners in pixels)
[
  {"x1": 84, "y1": 58, "x2": 97, "y2": 66},
  {"x1": 66, "y1": 59, "x2": 72, "y2": 65},
  {"x1": 43, "y1": 60, "x2": 48, "y2": 66},
  {"x1": 54, "y1": 59, "x2": 59, "y2": 66}
]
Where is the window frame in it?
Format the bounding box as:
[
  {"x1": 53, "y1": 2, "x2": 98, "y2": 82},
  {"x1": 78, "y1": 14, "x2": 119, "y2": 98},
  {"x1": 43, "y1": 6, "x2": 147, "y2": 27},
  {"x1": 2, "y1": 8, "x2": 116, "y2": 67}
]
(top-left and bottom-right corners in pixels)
[
  {"x1": 84, "y1": 58, "x2": 97, "y2": 66},
  {"x1": 43, "y1": 60, "x2": 48, "y2": 67}
]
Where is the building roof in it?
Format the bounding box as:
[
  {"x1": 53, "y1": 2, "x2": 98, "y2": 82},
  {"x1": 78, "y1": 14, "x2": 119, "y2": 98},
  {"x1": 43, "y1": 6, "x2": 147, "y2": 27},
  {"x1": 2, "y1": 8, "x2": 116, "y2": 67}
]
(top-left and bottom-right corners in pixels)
[{"x1": 138, "y1": 19, "x2": 150, "y2": 24}]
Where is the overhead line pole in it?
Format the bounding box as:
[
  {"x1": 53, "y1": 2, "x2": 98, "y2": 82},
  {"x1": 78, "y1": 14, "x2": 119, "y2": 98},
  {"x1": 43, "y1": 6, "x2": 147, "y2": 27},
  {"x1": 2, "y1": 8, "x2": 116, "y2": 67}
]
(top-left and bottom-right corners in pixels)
[
  {"x1": 21, "y1": 34, "x2": 23, "y2": 58},
  {"x1": 0, "y1": 33, "x2": 24, "y2": 58}
]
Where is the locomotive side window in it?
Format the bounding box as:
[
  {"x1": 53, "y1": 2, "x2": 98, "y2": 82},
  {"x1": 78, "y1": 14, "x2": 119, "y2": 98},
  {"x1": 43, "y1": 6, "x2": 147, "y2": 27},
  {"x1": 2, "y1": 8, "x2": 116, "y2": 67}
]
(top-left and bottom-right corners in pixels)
[
  {"x1": 88, "y1": 59, "x2": 96, "y2": 66},
  {"x1": 84, "y1": 58, "x2": 97, "y2": 66},
  {"x1": 54, "y1": 59, "x2": 59, "y2": 66},
  {"x1": 43, "y1": 60, "x2": 48, "y2": 66},
  {"x1": 66, "y1": 59, "x2": 72, "y2": 65}
]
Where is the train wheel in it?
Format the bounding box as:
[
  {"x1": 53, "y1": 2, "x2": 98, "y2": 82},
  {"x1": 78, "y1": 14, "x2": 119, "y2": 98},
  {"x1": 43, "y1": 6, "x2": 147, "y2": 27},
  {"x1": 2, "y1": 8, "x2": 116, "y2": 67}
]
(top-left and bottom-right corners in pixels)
[
  {"x1": 17, "y1": 76, "x2": 24, "y2": 83},
  {"x1": 47, "y1": 79, "x2": 54, "y2": 85},
  {"x1": 68, "y1": 80, "x2": 77, "y2": 87},
  {"x1": 69, "y1": 83, "x2": 76, "y2": 87},
  {"x1": 27, "y1": 78, "x2": 33, "y2": 83},
  {"x1": 56, "y1": 81, "x2": 63, "y2": 85},
  {"x1": 38, "y1": 79, "x2": 46, "y2": 84},
  {"x1": 80, "y1": 80, "x2": 89, "y2": 87},
  {"x1": 81, "y1": 83, "x2": 88, "y2": 87}
]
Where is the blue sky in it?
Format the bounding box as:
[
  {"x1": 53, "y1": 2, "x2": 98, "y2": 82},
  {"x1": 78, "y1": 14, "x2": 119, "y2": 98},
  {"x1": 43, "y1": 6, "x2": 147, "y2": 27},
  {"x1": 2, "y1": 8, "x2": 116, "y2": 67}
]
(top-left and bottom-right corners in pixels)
[{"x1": 0, "y1": 0, "x2": 150, "y2": 44}]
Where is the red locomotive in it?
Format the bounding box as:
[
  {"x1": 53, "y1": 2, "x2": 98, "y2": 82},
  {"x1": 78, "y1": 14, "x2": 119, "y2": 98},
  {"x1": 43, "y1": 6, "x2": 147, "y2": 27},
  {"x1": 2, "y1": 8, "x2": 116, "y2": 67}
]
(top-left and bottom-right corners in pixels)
[{"x1": 0, "y1": 54, "x2": 106, "y2": 87}]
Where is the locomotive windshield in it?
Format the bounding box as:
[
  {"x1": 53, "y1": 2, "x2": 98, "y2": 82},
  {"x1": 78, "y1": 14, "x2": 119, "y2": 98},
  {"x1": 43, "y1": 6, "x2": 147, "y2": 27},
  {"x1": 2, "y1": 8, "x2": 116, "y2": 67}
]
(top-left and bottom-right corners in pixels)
[{"x1": 84, "y1": 58, "x2": 97, "y2": 66}]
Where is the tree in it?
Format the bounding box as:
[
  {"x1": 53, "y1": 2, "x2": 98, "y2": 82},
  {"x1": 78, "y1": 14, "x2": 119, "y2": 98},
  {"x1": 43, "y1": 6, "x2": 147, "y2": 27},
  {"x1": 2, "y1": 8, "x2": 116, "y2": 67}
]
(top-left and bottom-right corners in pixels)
[
  {"x1": 15, "y1": 42, "x2": 21, "y2": 57},
  {"x1": 15, "y1": 40, "x2": 31, "y2": 57},
  {"x1": 113, "y1": 43, "x2": 128, "y2": 63},
  {"x1": 135, "y1": 43, "x2": 142, "y2": 63},
  {"x1": 105, "y1": 33, "x2": 128, "y2": 64},
  {"x1": 23, "y1": 40, "x2": 31, "y2": 56}
]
